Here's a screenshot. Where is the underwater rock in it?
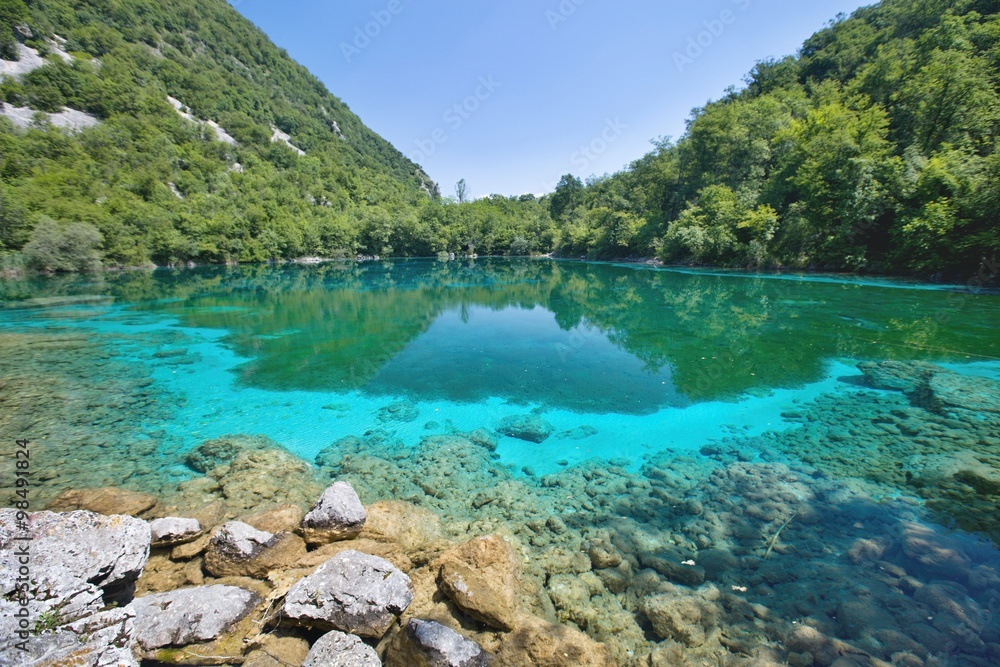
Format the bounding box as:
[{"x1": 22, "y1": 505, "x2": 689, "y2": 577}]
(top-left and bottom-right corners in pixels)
[
  {"x1": 387, "y1": 618, "x2": 493, "y2": 667},
  {"x1": 47, "y1": 487, "x2": 158, "y2": 517},
  {"x1": 495, "y1": 414, "x2": 555, "y2": 443},
  {"x1": 302, "y1": 481, "x2": 367, "y2": 545},
  {"x1": 284, "y1": 550, "x2": 414, "y2": 638},
  {"x1": 494, "y1": 615, "x2": 613, "y2": 666},
  {"x1": 128, "y1": 585, "x2": 260, "y2": 650},
  {"x1": 555, "y1": 425, "x2": 598, "y2": 440},
  {"x1": 906, "y1": 451, "x2": 1000, "y2": 496},
  {"x1": 214, "y1": 448, "x2": 323, "y2": 511},
  {"x1": 901, "y1": 522, "x2": 971, "y2": 580},
  {"x1": 928, "y1": 371, "x2": 1000, "y2": 414},
  {"x1": 784, "y1": 626, "x2": 847, "y2": 667},
  {"x1": 185, "y1": 434, "x2": 282, "y2": 472},
  {"x1": 149, "y1": 517, "x2": 202, "y2": 546},
  {"x1": 302, "y1": 629, "x2": 381, "y2": 667},
  {"x1": 377, "y1": 399, "x2": 420, "y2": 423},
  {"x1": 639, "y1": 553, "x2": 706, "y2": 587},
  {"x1": 363, "y1": 500, "x2": 444, "y2": 554},
  {"x1": 316, "y1": 435, "x2": 364, "y2": 467},
  {"x1": 642, "y1": 592, "x2": 716, "y2": 647},
  {"x1": 435, "y1": 535, "x2": 521, "y2": 631},
  {"x1": 697, "y1": 549, "x2": 739, "y2": 580},
  {"x1": 4, "y1": 607, "x2": 138, "y2": 667},
  {"x1": 464, "y1": 428, "x2": 499, "y2": 451},
  {"x1": 857, "y1": 360, "x2": 942, "y2": 394},
  {"x1": 204, "y1": 521, "x2": 306, "y2": 578},
  {"x1": 587, "y1": 539, "x2": 623, "y2": 569}
]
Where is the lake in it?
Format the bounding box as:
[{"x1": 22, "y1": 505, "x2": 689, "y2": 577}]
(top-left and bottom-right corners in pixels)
[{"x1": 3, "y1": 258, "x2": 1000, "y2": 664}]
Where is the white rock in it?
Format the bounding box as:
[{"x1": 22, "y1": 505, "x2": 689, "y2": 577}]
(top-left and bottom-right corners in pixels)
[
  {"x1": 302, "y1": 481, "x2": 366, "y2": 544},
  {"x1": 128, "y1": 585, "x2": 259, "y2": 650},
  {"x1": 284, "y1": 550, "x2": 413, "y2": 638},
  {"x1": 149, "y1": 517, "x2": 201, "y2": 546},
  {"x1": 303, "y1": 630, "x2": 381, "y2": 667}
]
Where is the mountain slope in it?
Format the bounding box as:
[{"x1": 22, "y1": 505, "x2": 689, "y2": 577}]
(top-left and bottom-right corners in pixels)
[
  {"x1": 554, "y1": 0, "x2": 999, "y2": 278},
  {"x1": 0, "y1": 0, "x2": 437, "y2": 266}
]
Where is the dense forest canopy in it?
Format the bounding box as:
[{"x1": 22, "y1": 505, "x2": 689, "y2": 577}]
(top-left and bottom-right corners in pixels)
[
  {"x1": 0, "y1": 0, "x2": 997, "y2": 279},
  {"x1": 556, "y1": 0, "x2": 1000, "y2": 278}
]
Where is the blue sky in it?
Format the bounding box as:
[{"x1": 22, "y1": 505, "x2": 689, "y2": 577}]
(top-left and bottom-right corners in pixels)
[{"x1": 230, "y1": 0, "x2": 871, "y2": 198}]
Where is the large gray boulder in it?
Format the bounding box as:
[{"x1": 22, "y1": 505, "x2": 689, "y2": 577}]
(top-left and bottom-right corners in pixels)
[
  {"x1": 284, "y1": 550, "x2": 413, "y2": 638},
  {"x1": 301, "y1": 482, "x2": 367, "y2": 545},
  {"x1": 127, "y1": 585, "x2": 260, "y2": 650},
  {"x1": 0, "y1": 510, "x2": 150, "y2": 598},
  {"x1": 0, "y1": 510, "x2": 150, "y2": 664},
  {"x1": 302, "y1": 630, "x2": 381, "y2": 667},
  {"x1": 207, "y1": 521, "x2": 274, "y2": 561},
  {"x1": 495, "y1": 414, "x2": 554, "y2": 443},
  {"x1": 204, "y1": 521, "x2": 306, "y2": 578},
  {"x1": 388, "y1": 619, "x2": 492, "y2": 667}
]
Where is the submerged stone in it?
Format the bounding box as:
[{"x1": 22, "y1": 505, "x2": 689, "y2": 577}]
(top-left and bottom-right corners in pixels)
[
  {"x1": 495, "y1": 616, "x2": 613, "y2": 666},
  {"x1": 47, "y1": 487, "x2": 158, "y2": 517},
  {"x1": 857, "y1": 360, "x2": 942, "y2": 393},
  {"x1": 555, "y1": 425, "x2": 598, "y2": 440},
  {"x1": 377, "y1": 399, "x2": 420, "y2": 423},
  {"x1": 495, "y1": 414, "x2": 555, "y2": 443},
  {"x1": 928, "y1": 371, "x2": 1000, "y2": 414},
  {"x1": 184, "y1": 434, "x2": 282, "y2": 472},
  {"x1": 643, "y1": 593, "x2": 713, "y2": 647}
]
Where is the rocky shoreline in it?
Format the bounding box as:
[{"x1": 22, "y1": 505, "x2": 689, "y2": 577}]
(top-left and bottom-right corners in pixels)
[{"x1": 3, "y1": 360, "x2": 1000, "y2": 666}]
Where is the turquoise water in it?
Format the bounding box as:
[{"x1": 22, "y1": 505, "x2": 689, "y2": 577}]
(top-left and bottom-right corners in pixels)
[
  {"x1": 2, "y1": 258, "x2": 999, "y2": 482},
  {"x1": 3, "y1": 258, "x2": 1000, "y2": 665},
  {"x1": 0, "y1": 260, "x2": 1000, "y2": 474}
]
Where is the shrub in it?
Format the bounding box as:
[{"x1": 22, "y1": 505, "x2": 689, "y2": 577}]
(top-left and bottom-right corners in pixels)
[{"x1": 22, "y1": 218, "x2": 103, "y2": 272}]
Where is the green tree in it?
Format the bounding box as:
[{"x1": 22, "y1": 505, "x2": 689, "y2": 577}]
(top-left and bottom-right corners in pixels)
[
  {"x1": 23, "y1": 217, "x2": 103, "y2": 272},
  {"x1": 549, "y1": 174, "x2": 584, "y2": 220}
]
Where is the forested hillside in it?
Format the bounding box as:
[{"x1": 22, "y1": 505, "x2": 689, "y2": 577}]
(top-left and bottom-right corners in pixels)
[
  {"x1": 556, "y1": 0, "x2": 999, "y2": 277},
  {"x1": 0, "y1": 0, "x2": 442, "y2": 267},
  {"x1": 1, "y1": 0, "x2": 997, "y2": 278}
]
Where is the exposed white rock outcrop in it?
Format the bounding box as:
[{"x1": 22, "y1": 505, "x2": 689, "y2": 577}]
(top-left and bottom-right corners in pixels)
[
  {"x1": 0, "y1": 105, "x2": 100, "y2": 132},
  {"x1": 168, "y1": 95, "x2": 238, "y2": 145},
  {"x1": 271, "y1": 125, "x2": 306, "y2": 155},
  {"x1": 0, "y1": 42, "x2": 73, "y2": 79},
  {"x1": 0, "y1": 43, "x2": 100, "y2": 132}
]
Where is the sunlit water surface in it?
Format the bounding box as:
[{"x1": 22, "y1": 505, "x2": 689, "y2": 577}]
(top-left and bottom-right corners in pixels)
[{"x1": 3, "y1": 258, "x2": 1000, "y2": 665}]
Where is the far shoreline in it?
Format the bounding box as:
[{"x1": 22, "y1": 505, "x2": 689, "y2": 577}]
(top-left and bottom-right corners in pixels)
[{"x1": 3, "y1": 253, "x2": 997, "y2": 296}]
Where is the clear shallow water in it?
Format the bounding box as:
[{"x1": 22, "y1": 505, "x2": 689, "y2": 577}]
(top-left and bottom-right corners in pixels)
[
  {"x1": 2, "y1": 258, "x2": 999, "y2": 479},
  {"x1": 4, "y1": 258, "x2": 1000, "y2": 665}
]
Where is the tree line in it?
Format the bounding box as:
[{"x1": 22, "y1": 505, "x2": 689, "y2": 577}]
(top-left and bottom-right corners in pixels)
[{"x1": 1, "y1": 0, "x2": 997, "y2": 280}]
